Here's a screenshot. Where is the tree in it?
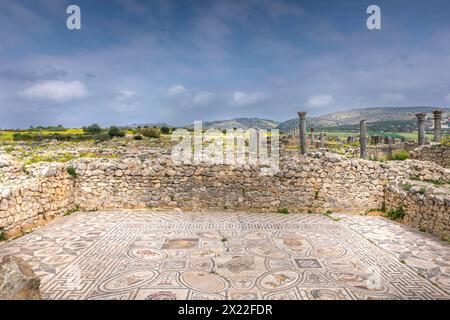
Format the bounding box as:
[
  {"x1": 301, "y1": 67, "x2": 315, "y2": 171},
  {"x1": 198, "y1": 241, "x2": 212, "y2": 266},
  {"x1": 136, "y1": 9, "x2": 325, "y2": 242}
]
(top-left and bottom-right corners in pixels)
[
  {"x1": 108, "y1": 126, "x2": 125, "y2": 138},
  {"x1": 160, "y1": 126, "x2": 170, "y2": 134},
  {"x1": 83, "y1": 123, "x2": 102, "y2": 134}
]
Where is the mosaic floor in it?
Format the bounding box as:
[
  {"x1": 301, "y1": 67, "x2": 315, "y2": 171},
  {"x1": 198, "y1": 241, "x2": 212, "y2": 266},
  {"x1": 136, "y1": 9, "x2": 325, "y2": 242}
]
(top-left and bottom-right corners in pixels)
[{"x1": 0, "y1": 210, "x2": 449, "y2": 300}]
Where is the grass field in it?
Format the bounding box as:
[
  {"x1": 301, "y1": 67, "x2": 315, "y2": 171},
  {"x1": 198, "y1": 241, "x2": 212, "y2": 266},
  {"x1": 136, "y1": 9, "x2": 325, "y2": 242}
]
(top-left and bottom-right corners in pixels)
[{"x1": 318, "y1": 131, "x2": 437, "y2": 142}]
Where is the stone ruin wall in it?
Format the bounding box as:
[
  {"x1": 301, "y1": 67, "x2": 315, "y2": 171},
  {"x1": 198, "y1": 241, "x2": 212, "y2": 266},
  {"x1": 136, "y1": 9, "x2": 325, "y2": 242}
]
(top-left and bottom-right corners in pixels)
[
  {"x1": 0, "y1": 164, "x2": 76, "y2": 236},
  {"x1": 0, "y1": 153, "x2": 449, "y2": 240},
  {"x1": 411, "y1": 144, "x2": 450, "y2": 168},
  {"x1": 385, "y1": 183, "x2": 450, "y2": 240}
]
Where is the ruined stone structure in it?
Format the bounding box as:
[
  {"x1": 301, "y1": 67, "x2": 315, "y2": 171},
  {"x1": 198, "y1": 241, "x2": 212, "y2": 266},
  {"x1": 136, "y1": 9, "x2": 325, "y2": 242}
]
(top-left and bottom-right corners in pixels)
[
  {"x1": 386, "y1": 182, "x2": 450, "y2": 240},
  {"x1": 359, "y1": 120, "x2": 367, "y2": 159},
  {"x1": 411, "y1": 144, "x2": 450, "y2": 168},
  {"x1": 416, "y1": 112, "x2": 427, "y2": 146},
  {"x1": 298, "y1": 112, "x2": 307, "y2": 155},
  {"x1": 1, "y1": 152, "x2": 449, "y2": 240}
]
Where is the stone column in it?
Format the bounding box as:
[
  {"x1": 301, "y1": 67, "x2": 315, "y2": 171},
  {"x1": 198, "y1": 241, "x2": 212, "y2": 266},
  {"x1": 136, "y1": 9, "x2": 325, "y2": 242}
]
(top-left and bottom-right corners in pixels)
[
  {"x1": 319, "y1": 132, "x2": 325, "y2": 148},
  {"x1": 310, "y1": 128, "x2": 315, "y2": 146},
  {"x1": 415, "y1": 112, "x2": 426, "y2": 146},
  {"x1": 432, "y1": 109, "x2": 443, "y2": 143},
  {"x1": 359, "y1": 120, "x2": 367, "y2": 159},
  {"x1": 298, "y1": 112, "x2": 307, "y2": 155}
]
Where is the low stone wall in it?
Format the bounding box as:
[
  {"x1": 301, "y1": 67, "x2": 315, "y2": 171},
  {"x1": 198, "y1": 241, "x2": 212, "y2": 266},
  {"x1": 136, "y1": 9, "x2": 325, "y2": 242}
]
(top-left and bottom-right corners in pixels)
[
  {"x1": 411, "y1": 144, "x2": 450, "y2": 168},
  {"x1": 385, "y1": 183, "x2": 450, "y2": 240},
  {"x1": 1, "y1": 152, "x2": 449, "y2": 238},
  {"x1": 70, "y1": 154, "x2": 448, "y2": 214},
  {"x1": 0, "y1": 164, "x2": 75, "y2": 235}
]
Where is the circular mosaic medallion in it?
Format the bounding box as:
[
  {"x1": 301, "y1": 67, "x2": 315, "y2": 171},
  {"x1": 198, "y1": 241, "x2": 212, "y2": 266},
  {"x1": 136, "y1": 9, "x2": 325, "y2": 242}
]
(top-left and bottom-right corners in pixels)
[
  {"x1": 311, "y1": 246, "x2": 346, "y2": 259},
  {"x1": 127, "y1": 247, "x2": 165, "y2": 261},
  {"x1": 100, "y1": 270, "x2": 156, "y2": 292},
  {"x1": 257, "y1": 270, "x2": 300, "y2": 291},
  {"x1": 181, "y1": 271, "x2": 228, "y2": 293}
]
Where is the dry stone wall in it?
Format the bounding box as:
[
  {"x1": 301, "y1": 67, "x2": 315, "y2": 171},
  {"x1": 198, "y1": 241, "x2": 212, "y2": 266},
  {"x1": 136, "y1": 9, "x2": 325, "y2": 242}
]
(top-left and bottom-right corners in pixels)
[
  {"x1": 411, "y1": 144, "x2": 450, "y2": 168},
  {"x1": 0, "y1": 151, "x2": 449, "y2": 239},
  {"x1": 70, "y1": 153, "x2": 448, "y2": 214},
  {"x1": 0, "y1": 163, "x2": 75, "y2": 234},
  {"x1": 385, "y1": 182, "x2": 450, "y2": 240}
]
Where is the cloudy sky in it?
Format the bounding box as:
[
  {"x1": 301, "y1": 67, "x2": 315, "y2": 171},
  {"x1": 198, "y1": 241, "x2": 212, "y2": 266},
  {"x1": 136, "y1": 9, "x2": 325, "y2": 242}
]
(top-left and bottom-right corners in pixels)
[{"x1": 1, "y1": 0, "x2": 450, "y2": 128}]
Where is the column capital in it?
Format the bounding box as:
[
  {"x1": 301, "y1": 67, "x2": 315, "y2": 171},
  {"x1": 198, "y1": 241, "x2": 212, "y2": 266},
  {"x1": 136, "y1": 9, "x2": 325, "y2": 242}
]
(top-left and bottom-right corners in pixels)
[
  {"x1": 432, "y1": 109, "x2": 443, "y2": 118},
  {"x1": 298, "y1": 111, "x2": 307, "y2": 119},
  {"x1": 415, "y1": 112, "x2": 426, "y2": 121}
]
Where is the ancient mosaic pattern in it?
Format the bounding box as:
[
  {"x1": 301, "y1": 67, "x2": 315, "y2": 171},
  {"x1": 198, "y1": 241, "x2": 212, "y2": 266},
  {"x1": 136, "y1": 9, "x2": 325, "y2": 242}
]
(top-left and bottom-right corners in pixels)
[
  {"x1": 0, "y1": 211, "x2": 449, "y2": 300},
  {"x1": 338, "y1": 214, "x2": 450, "y2": 294}
]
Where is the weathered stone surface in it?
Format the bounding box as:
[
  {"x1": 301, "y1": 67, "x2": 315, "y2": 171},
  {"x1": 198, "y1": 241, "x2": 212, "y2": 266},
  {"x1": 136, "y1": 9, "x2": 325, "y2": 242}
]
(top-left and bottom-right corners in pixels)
[
  {"x1": 0, "y1": 255, "x2": 41, "y2": 300},
  {"x1": 411, "y1": 144, "x2": 450, "y2": 168},
  {"x1": 0, "y1": 148, "x2": 449, "y2": 238}
]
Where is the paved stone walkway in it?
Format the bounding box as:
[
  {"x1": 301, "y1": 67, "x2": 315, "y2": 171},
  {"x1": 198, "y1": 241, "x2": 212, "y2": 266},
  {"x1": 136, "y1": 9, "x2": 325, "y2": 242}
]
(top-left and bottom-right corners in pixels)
[{"x1": 0, "y1": 210, "x2": 449, "y2": 300}]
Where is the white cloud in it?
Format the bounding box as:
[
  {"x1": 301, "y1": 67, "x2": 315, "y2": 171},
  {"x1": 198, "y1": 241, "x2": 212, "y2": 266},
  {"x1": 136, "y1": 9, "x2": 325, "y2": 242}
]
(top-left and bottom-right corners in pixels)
[
  {"x1": 306, "y1": 94, "x2": 334, "y2": 107},
  {"x1": 193, "y1": 91, "x2": 214, "y2": 105},
  {"x1": 167, "y1": 84, "x2": 187, "y2": 97},
  {"x1": 381, "y1": 93, "x2": 406, "y2": 102},
  {"x1": 444, "y1": 94, "x2": 450, "y2": 103},
  {"x1": 21, "y1": 80, "x2": 87, "y2": 102},
  {"x1": 116, "y1": 90, "x2": 135, "y2": 101},
  {"x1": 232, "y1": 91, "x2": 268, "y2": 107}
]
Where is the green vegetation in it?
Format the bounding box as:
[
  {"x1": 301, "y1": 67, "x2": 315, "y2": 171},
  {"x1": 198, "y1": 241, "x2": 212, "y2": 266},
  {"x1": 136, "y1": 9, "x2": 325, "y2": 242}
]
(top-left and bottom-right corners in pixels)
[
  {"x1": 133, "y1": 135, "x2": 143, "y2": 140},
  {"x1": 64, "y1": 205, "x2": 80, "y2": 216},
  {"x1": 401, "y1": 183, "x2": 412, "y2": 191},
  {"x1": 277, "y1": 208, "x2": 289, "y2": 214},
  {"x1": 83, "y1": 123, "x2": 102, "y2": 134},
  {"x1": 66, "y1": 166, "x2": 77, "y2": 178},
  {"x1": 323, "y1": 210, "x2": 340, "y2": 221},
  {"x1": 388, "y1": 150, "x2": 409, "y2": 161},
  {"x1": 385, "y1": 207, "x2": 405, "y2": 220},
  {"x1": 410, "y1": 176, "x2": 450, "y2": 187},
  {"x1": 141, "y1": 127, "x2": 161, "y2": 138},
  {"x1": 160, "y1": 126, "x2": 171, "y2": 134},
  {"x1": 0, "y1": 228, "x2": 6, "y2": 241},
  {"x1": 367, "y1": 202, "x2": 386, "y2": 214},
  {"x1": 108, "y1": 126, "x2": 125, "y2": 138},
  {"x1": 418, "y1": 187, "x2": 427, "y2": 195},
  {"x1": 368, "y1": 155, "x2": 386, "y2": 162},
  {"x1": 25, "y1": 153, "x2": 75, "y2": 165}
]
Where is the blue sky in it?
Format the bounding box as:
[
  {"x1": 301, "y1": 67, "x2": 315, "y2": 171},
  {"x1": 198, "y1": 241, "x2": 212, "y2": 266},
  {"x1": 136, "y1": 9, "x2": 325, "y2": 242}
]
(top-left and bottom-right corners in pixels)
[{"x1": 1, "y1": 0, "x2": 450, "y2": 128}]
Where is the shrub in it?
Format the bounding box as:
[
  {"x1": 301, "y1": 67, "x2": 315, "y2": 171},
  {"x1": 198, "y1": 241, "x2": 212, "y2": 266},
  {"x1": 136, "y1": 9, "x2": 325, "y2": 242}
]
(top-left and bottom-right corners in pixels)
[
  {"x1": 441, "y1": 135, "x2": 450, "y2": 145},
  {"x1": 277, "y1": 208, "x2": 289, "y2": 214},
  {"x1": 418, "y1": 187, "x2": 427, "y2": 195},
  {"x1": 93, "y1": 133, "x2": 110, "y2": 143},
  {"x1": 0, "y1": 228, "x2": 6, "y2": 241},
  {"x1": 402, "y1": 184, "x2": 412, "y2": 191},
  {"x1": 388, "y1": 150, "x2": 409, "y2": 161},
  {"x1": 385, "y1": 207, "x2": 405, "y2": 220},
  {"x1": 83, "y1": 123, "x2": 102, "y2": 134},
  {"x1": 133, "y1": 135, "x2": 143, "y2": 140},
  {"x1": 141, "y1": 127, "x2": 161, "y2": 138},
  {"x1": 160, "y1": 126, "x2": 171, "y2": 134},
  {"x1": 66, "y1": 166, "x2": 77, "y2": 178},
  {"x1": 108, "y1": 126, "x2": 125, "y2": 138}
]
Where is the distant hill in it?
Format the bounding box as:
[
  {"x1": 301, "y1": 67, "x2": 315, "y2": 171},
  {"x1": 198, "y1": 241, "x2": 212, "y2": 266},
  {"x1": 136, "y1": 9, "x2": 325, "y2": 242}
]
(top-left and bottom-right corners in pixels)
[
  {"x1": 127, "y1": 122, "x2": 174, "y2": 128},
  {"x1": 277, "y1": 107, "x2": 450, "y2": 131},
  {"x1": 183, "y1": 118, "x2": 279, "y2": 130}
]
